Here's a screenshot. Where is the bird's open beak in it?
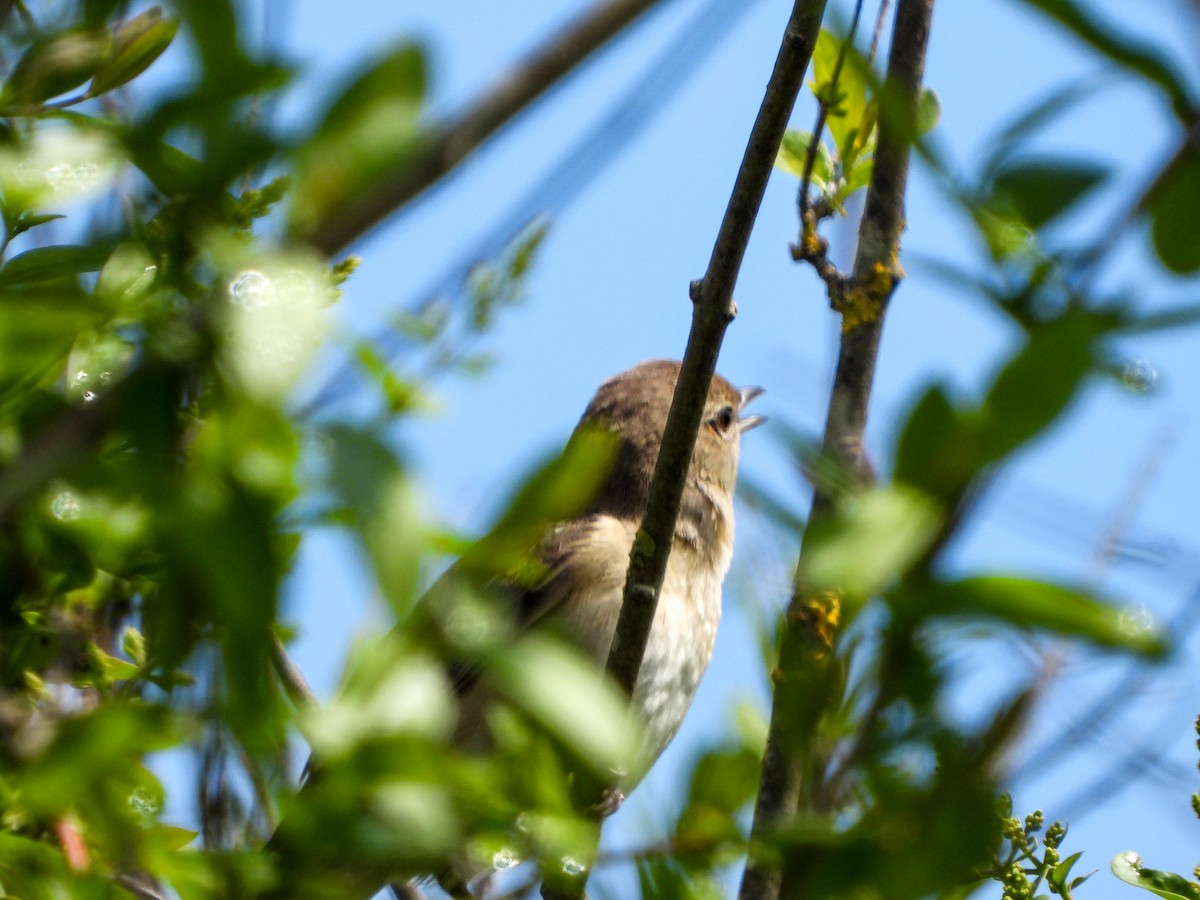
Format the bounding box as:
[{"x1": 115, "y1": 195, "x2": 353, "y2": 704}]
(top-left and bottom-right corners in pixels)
[{"x1": 737, "y1": 385, "x2": 766, "y2": 433}]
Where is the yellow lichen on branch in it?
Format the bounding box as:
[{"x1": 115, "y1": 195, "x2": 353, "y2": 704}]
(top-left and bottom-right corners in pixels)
[{"x1": 833, "y1": 260, "x2": 902, "y2": 332}]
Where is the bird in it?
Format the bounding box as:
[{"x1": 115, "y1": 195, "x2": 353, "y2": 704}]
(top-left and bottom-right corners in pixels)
[
  {"x1": 485, "y1": 359, "x2": 764, "y2": 771},
  {"x1": 270, "y1": 359, "x2": 763, "y2": 899}
]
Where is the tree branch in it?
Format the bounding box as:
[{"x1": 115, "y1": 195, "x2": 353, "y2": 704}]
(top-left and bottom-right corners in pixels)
[
  {"x1": 606, "y1": 0, "x2": 830, "y2": 707},
  {"x1": 539, "y1": 3, "x2": 831, "y2": 898},
  {"x1": 738, "y1": 2, "x2": 935, "y2": 899},
  {"x1": 308, "y1": 0, "x2": 672, "y2": 257}
]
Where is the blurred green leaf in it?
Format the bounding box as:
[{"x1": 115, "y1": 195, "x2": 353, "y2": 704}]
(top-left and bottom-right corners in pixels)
[
  {"x1": 91, "y1": 8, "x2": 179, "y2": 96},
  {"x1": 3, "y1": 30, "x2": 110, "y2": 107},
  {"x1": 980, "y1": 76, "x2": 1112, "y2": 181},
  {"x1": 326, "y1": 425, "x2": 426, "y2": 611},
  {"x1": 916, "y1": 88, "x2": 940, "y2": 135},
  {"x1": 489, "y1": 633, "x2": 642, "y2": 780},
  {"x1": 800, "y1": 486, "x2": 942, "y2": 600},
  {"x1": 8, "y1": 212, "x2": 66, "y2": 240},
  {"x1": 0, "y1": 244, "x2": 112, "y2": 288},
  {"x1": 927, "y1": 576, "x2": 1166, "y2": 656},
  {"x1": 289, "y1": 42, "x2": 428, "y2": 236},
  {"x1": 122, "y1": 625, "x2": 146, "y2": 667},
  {"x1": 463, "y1": 424, "x2": 618, "y2": 578},
  {"x1": 20, "y1": 704, "x2": 175, "y2": 815},
  {"x1": 125, "y1": 138, "x2": 204, "y2": 197},
  {"x1": 991, "y1": 158, "x2": 1108, "y2": 229},
  {"x1": 0, "y1": 287, "x2": 108, "y2": 386},
  {"x1": 893, "y1": 384, "x2": 975, "y2": 503},
  {"x1": 1116, "y1": 301, "x2": 1200, "y2": 335},
  {"x1": 978, "y1": 313, "x2": 1097, "y2": 464},
  {"x1": 1149, "y1": 151, "x2": 1200, "y2": 274}
]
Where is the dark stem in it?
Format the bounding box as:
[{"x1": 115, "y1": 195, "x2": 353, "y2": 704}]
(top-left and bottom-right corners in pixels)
[{"x1": 306, "y1": 0, "x2": 671, "y2": 256}]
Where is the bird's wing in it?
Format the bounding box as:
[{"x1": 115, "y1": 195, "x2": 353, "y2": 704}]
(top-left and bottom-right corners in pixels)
[{"x1": 445, "y1": 516, "x2": 605, "y2": 696}]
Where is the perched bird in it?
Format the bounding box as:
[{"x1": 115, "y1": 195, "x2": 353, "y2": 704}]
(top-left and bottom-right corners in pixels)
[
  {"x1": 443, "y1": 359, "x2": 763, "y2": 894},
  {"x1": 273, "y1": 359, "x2": 763, "y2": 899},
  {"x1": 510, "y1": 360, "x2": 760, "y2": 758}
]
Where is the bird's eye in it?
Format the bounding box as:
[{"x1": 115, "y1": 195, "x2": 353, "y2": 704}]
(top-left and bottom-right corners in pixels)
[{"x1": 712, "y1": 406, "x2": 735, "y2": 433}]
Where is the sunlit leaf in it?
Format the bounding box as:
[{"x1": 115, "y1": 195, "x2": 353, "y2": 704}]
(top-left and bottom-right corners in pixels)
[
  {"x1": 800, "y1": 486, "x2": 942, "y2": 599},
  {"x1": 489, "y1": 633, "x2": 643, "y2": 780},
  {"x1": 776, "y1": 130, "x2": 833, "y2": 191},
  {"x1": 916, "y1": 88, "x2": 940, "y2": 135},
  {"x1": 289, "y1": 42, "x2": 428, "y2": 236},
  {"x1": 1111, "y1": 851, "x2": 1200, "y2": 899},
  {"x1": 90, "y1": 8, "x2": 179, "y2": 95},
  {"x1": 0, "y1": 244, "x2": 111, "y2": 288}
]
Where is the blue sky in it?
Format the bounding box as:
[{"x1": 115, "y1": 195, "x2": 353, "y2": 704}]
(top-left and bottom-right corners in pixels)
[{"x1": 206, "y1": 0, "x2": 1200, "y2": 895}]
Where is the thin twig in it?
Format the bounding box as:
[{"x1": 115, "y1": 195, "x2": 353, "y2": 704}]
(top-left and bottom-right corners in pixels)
[
  {"x1": 607, "y1": 0, "x2": 830, "y2": 706},
  {"x1": 307, "y1": 0, "x2": 672, "y2": 256},
  {"x1": 739, "y1": 2, "x2": 934, "y2": 898},
  {"x1": 797, "y1": 0, "x2": 866, "y2": 231},
  {"x1": 867, "y1": 0, "x2": 891, "y2": 62}
]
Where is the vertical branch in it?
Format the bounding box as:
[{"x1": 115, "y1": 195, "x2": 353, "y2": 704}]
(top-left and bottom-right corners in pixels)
[
  {"x1": 605, "y1": 0, "x2": 830, "y2": 701},
  {"x1": 738, "y1": 2, "x2": 934, "y2": 899},
  {"x1": 543, "y1": 2, "x2": 831, "y2": 898}
]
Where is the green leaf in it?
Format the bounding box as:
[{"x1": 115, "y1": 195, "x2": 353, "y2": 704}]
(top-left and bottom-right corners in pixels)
[
  {"x1": 8, "y1": 212, "x2": 65, "y2": 240},
  {"x1": 991, "y1": 158, "x2": 1108, "y2": 229},
  {"x1": 927, "y1": 576, "x2": 1166, "y2": 656},
  {"x1": 776, "y1": 130, "x2": 833, "y2": 190},
  {"x1": 978, "y1": 313, "x2": 1098, "y2": 465},
  {"x1": 0, "y1": 287, "x2": 107, "y2": 385},
  {"x1": 1111, "y1": 852, "x2": 1200, "y2": 899},
  {"x1": 91, "y1": 8, "x2": 179, "y2": 95},
  {"x1": 92, "y1": 647, "x2": 139, "y2": 682},
  {"x1": 1013, "y1": 0, "x2": 1194, "y2": 121},
  {"x1": 125, "y1": 139, "x2": 204, "y2": 197},
  {"x1": 800, "y1": 486, "x2": 942, "y2": 600},
  {"x1": 463, "y1": 424, "x2": 618, "y2": 578},
  {"x1": 842, "y1": 156, "x2": 874, "y2": 197},
  {"x1": 916, "y1": 88, "x2": 941, "y2": 135},
  {"x1": 980, "y1": 76, "x2": 1112, "y2": 181},
  {"x1": 122, "y1": 625, "x2": 147, "y2": 667},
  {"x1": 1149, "y1": 151, "x2": 1200, "y2": 274},
  {"x1": 488, "y1": 632, "x2": 642, "y2": 780},
  {"x1": 289, "y1": 42, "x2": 428, "y2": 236},
  {"x1": 893, "y1": 384, "x2": 976, "y2": 503},
  {"x1": 0, "y1": 244, "x2": 112, "y2": 288},
  {"x1": 2, "y1": 30, "x2": 110, "y2": 107}
]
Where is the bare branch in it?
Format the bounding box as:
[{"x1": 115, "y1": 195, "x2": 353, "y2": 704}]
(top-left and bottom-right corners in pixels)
[
  {"x1": 739, "y1": 1, "x2": 935, "y2": 898},
  {"x1": 607, "y1": 0, "x2": 830, "y2": 708},
  {"x1": 308, "y1": 0, "x2": 671, "y2": 257},
  {"x1": 540, "y1": 2, "x2": 832, "y2": 897}
]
